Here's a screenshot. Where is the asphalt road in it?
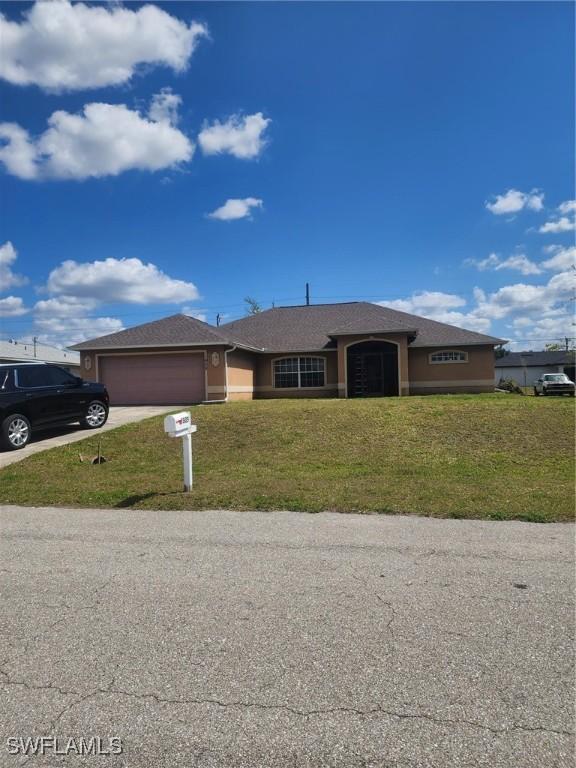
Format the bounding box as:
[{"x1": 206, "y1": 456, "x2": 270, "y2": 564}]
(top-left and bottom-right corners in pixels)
[{"x1": 0, "y1": 507, "x2": 573, "y2": 767}]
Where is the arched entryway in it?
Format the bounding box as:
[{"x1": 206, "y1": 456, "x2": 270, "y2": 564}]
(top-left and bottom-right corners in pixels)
[{"x1": 346, "y1": 340, "x2": 399, "y2": 397}]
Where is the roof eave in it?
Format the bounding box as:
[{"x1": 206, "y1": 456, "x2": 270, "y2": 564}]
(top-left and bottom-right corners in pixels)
[
  {"x1": 328, "y1": 328, "x2": 418, "y2": 338},
  {"x1": 411, "y1": 338, "x2": 507, "y2": 347},
  {"x1": 71, "y1": 340, "x2": 263, "y2": 353}
]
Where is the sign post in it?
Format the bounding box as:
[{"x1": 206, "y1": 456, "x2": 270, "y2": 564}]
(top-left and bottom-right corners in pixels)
[
  {"x1": 182, "y1": 430, "x2": 193, "y2": 492},
  {"x1": 163, "y1": 411, "x2": 197, "y2": 492}
]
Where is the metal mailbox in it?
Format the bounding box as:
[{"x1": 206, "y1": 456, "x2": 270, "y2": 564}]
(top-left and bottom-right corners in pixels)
[{"x1": 163, "y1": 411, "x2": 197, "y2": 491}]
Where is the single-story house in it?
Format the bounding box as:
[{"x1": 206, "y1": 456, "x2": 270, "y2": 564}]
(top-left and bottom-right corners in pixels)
[
  {"x1": 71, "y1": 302, "x2": 505, "y2": 405},
  {"x1": 0, "y1": 338, "x2": 81, "y2": 375},
  {"x1": 495, "y1": 350, "x2": 576, "y2": 386}
]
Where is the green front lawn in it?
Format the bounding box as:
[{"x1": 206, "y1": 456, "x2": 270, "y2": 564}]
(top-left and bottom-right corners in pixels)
[{"x1": 1, "y1": 395, "x2": 574, "y2": 521}]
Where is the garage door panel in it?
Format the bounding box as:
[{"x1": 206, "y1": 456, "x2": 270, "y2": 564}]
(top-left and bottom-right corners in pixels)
[{"x1": 99, "y1": 354, "x2": 205, "y2": 405}]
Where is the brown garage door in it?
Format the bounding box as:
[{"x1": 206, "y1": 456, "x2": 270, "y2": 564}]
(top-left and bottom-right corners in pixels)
[{"x1": 99, "y1": 353, "x2": 205, "y2": 405}]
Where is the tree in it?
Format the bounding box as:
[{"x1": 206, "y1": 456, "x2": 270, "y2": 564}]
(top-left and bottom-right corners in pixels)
[
  {"x1": 545, "y1": 343, "x2": 562, "y2": 351},
  {"x1": 244, "y1": 296, "x2": 262, "y2": 315}
]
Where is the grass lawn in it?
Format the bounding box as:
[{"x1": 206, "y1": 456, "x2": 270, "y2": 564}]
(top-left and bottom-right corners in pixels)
[{"x1": 1, "y1": 394, "x2": 573, "y2": 522}]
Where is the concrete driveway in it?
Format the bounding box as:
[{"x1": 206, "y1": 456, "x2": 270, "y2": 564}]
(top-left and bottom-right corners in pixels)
[
  {"x1": 0, "y1": 507, "x2": 573, "y2": 767},
  {"x1": 0, "y1": 406, "x2": 178, "y2": 468}
]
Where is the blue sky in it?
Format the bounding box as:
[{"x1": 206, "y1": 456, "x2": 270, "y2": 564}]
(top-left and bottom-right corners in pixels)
[{"x1": 0, "y1": 0, "x2": 574, "y2": 349}]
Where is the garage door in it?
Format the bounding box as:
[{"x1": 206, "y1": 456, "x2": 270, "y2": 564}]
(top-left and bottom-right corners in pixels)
[{"x1": 99, "y1": 354, "x2": 205, "y2": 405}]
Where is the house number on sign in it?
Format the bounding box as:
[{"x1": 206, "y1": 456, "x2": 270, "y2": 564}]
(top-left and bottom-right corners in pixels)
[
  {"x1": 211, "y1": 352, "x2": 220, "y2": 367},
  {"x1": 163, "y1": 411, "x2": 197, "y2": 492}
]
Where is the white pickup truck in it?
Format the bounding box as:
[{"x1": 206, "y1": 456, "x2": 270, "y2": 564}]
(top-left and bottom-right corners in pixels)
[{"x1": 533, "y1": 373, "x2": 575, "y2": 397}]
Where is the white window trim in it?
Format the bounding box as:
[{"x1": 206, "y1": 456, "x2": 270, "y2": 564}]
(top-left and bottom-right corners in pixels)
[
  {"x1": 272, "y1": 356, "x2": 327, "y2": 389},
  {"x1": 428, "y1": 350, "x2": 469, "y2": 364}
]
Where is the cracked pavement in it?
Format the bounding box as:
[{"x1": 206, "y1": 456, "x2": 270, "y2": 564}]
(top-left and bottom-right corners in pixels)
[{"x1": 0, "y1": 506, "x2": 573, "y2": 767}]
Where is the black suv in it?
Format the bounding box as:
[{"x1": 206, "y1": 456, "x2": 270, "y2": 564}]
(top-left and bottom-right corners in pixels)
[{"x1": 0, "y1": 363, "x2": 109, "y2": 451}]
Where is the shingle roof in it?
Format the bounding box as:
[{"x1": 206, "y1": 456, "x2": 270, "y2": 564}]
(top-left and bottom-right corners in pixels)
[
  {"x1": 72, "y1": 303, "x2": 505, "y2": 352},
  {"x1": 495, "y1": 351, "x2": 574, "y2": 368},
  {"x1": 70, "y1": 314, "x2": 244, "y2": 350},
  {"x1": 221, "y1": 302, "x2": 505, "y2": 352}
]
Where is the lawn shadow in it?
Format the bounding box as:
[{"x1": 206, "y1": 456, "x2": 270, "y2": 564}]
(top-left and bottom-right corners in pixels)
[
  {"x1": 114, "y1": 491, "x2": 184, "y2": 509},
  {"x1": 115, "y1": 493, "x2": 159, "y2": 509}
]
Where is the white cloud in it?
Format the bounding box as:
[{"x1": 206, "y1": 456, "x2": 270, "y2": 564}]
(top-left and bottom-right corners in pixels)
[
  {"x1": 182, "y1": 308, "x2": 208, "y2": 323},
  {"x1": 485, "y1": 188, "x2": 544, "y2": 215},
  {"x1": 198, "y1": 113, "x2": 270, "y2": 159},
  {"x1": 384, "y1": 291, "x2": 466, "y2": 313},
  {"x1": 0, "y1": 241, "x2": 28, "y2": 291},
  {"x1": 496, "y1": 255, "x2": 542, "y2": 275},
  {"x1": 510, "y1": 317, "x2": 533, "y2": 329},
  {"x1": 34, "y1": 295, "x2": 98, "y2": 318},
  {"x1": 0, "y1": 124, "x2": 38, "y2": 180},
  {"x1": 380, "y1": 268, "x2": 575, "y2": 340},
  {"x1": 558, "y1": 200, "x2": 576, "y2": 215},
  {"x1": 32, "y1": 295, "x2": 123, "y2": 348},
  {"x1": 539, "y1": 199, "x2": 576, "y2": 234},
  {"x1": 541, "y1": 245, "x2": 576, "y2": 273},
  {"x1": 0, "y1": 1, "x2": 207, "y2": 91},
  {"x1": 148, "y1": 88, "x2": 182, "y2": 125},
  {"x1": 0, "y1": 95, "x2": 193, "y2": 180},
  {"x1": 35, "y1": 316, "x2": 124, "y2": 348},
  {"x1": 379, "y1": 291, "x2": 492, "y2": 333},
  {"x1": 473, "y1": 271, "x2": 574, "y2": 320},
  {"x1": 207, "y1": 197, "x2": 263, "y2": 221},
  {"x1": 465, "y1": 252, "x2": 542, "y2": 276},
  {"x1": 539, "y1": 217, "x2": 576, "y2": 234},
  {"x1": 0, "y1": 295, "x2": 28, "y2": 317},
  {"x1": 30, "y1": 256, "x2": 203, "y2": 346},
  {"x1": 466, "y1": 253, "x2": 500, "y2": 271},
  {"x1": 508, "y1": 313, "x2": 574, "y2": 346},
  {"x1": 46, "y1": 257, "x2": 200, "y2": 304}
]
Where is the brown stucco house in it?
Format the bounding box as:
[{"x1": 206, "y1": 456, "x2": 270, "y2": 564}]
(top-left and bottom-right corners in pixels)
[{"x1": 71, "y1": 302, "x2": 505, "y2": 405}]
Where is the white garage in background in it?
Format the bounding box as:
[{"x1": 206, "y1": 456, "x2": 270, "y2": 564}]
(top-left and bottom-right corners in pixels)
[{"x1": 495, "y1": 350, "x2": 575, "y2": 386}]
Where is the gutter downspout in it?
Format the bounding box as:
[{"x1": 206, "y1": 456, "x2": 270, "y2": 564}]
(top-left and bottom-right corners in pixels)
[{"x1": 223, "y1": 346, "x2": 237, "y2": 402}]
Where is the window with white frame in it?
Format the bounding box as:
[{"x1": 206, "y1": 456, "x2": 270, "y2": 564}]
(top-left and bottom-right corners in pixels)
[
  {"x1": 273, "y1": 357, "x2": 326, "y2": 388},
  {"x1": 429, "y1": 350, "x2": 468, "y2": 364}
]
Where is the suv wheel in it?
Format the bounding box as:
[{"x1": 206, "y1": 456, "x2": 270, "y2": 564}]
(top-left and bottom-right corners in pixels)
[
  {"x1": 2, "y1": 414, "x2": 31, "y2": 451},
  {"x1": 80, "y1": 401, "x2": 108, "y2": 429}
]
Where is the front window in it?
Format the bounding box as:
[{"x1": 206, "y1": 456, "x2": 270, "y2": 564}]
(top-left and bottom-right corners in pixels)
[
  {"x1": 429, "y1": 350, "x2": 468, "y2": 364},
  {"x1": 543, "y1": 374, "x2": 568, "y2": 382},
  {"x1": 273, "y1": 357, "x2": 326, "y2": 388},
  {"x1": 46, "y1": 366, "x2": 77, "y2": 386}
]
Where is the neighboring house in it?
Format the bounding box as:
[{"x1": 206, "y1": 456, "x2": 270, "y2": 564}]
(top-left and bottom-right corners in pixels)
[
  {"x1": 0, "y1": 339, "x2": 81, "y2": 375},
  {"x1": 495, "y1": 351, "x2": 576, "y2": 387},
  {"x1": 72, "y1": 302, "x2": 504, "y2": 405}
]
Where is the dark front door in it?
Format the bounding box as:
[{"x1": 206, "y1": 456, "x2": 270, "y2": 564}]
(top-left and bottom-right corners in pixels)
[
  {"x1": 349, "y1": 352, "x2": 386, "y2": 397},
  {"x1": 363, "y1": 353, "x2": 384, "y2": 395},
  {"x1": 347, "y1": 341, "x2": 399, "y2": 397}
]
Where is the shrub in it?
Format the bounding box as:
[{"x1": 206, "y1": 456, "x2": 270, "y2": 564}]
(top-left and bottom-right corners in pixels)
[{"x1": 497, "y1": 377, "x2": 524, "y2": 395}]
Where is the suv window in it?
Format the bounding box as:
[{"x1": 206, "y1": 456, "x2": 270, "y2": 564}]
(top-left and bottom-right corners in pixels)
[
  {"x1": 0, "y1": 368, "x2": 13, "y2": 390},
  {"x1": 16, "y1": 365, "x2": 52, "y2": 388},
  {"x1": 46, "y1": 366, "x2": 77, "y2": 386}
]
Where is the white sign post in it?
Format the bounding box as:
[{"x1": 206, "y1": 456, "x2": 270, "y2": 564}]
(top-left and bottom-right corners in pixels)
[{"x1": 164, "y1": 411, "x2": 197, "y2": 492}]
